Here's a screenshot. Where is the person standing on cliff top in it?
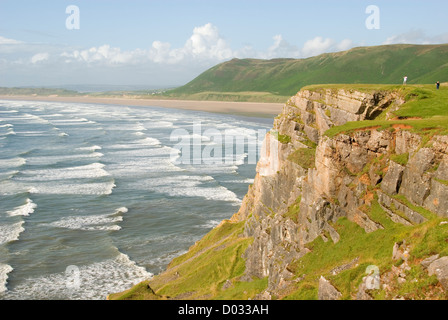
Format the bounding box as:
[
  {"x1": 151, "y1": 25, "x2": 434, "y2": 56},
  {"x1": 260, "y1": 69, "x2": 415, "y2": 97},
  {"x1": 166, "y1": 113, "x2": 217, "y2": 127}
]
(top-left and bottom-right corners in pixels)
[
  {"x1": 403, "y1": 76, "x2": 408, "y2": 85},
  {"x1": 437, "y1": 81, "x2": 440, "y2": 89}
]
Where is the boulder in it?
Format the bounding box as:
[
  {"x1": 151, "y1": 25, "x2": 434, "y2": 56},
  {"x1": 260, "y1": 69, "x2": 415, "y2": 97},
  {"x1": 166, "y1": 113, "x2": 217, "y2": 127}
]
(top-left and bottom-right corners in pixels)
[
  {"x1": 427, "y1": 256, "x2": 448, "y2": 290},
  {"x1": 381, "y1": 161, "x2": 405, "y2": 195},
  {"x1": 318, "y1": 276, "x2": 342, "y2": 300}
]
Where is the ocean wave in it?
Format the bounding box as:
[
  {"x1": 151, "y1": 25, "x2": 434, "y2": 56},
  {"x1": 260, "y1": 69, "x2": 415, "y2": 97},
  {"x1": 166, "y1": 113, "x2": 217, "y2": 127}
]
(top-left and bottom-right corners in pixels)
[
  {"x1": 50, "y1": 118, "x2": 96, "y2": 125},
  {"x1": 0, "y1": 221, "x2": 25, "y2": 245},
  {"x1": 26, "y1": 152, "x2": 103, "y2": 165},
  {"x1": 6, "y1": 114, "x2": 49, "y2": 124},
  {"x1": 76, "y1": 145, "x2": 102, "y2": 152},
  {"x1": 134, "y1": 175, "x2": 242, "y2": 204},
  {"x1": 28, "y1": 180, "x2": 116, "y2": 195},
  {"x1": 0, "y1": 157, "x2": 26, "y2": 169},
  {"x1": 198, "y1": 220, "x2": 222, "y2": 229},
  {"x1": 15, "y1": 131, "x2": 50, "y2": 137},
  {"x1": 48, "y1": 207, "x2": 128, "y2": 231},
  {"x1": 7, "y1": 198, "x2": 37, "y2": 217},
  {"x1": 18, "y1": 163, "x2": 110, "y2": 181},
  {"x1": 0, "y1": 264, "x2": 13, "y2": 293},
  {"x1": 106, "y1": 158, "x2": 184, "y2": 177},
  {"x1": 1, "y1": 252, "x2": 151, "y2": 300},
  {"x1": 0, "y1": 170, "x2": 19, "y2": 181}
]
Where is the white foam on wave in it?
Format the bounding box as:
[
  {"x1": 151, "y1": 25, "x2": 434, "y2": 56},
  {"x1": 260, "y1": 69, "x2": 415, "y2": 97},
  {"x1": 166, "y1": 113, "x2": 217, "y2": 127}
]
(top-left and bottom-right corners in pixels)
[
  {"x1": 1, "y1": 252, "x2": 151, "y2": 300},
  {"x1": 0, "y1": 221, "x2": 25, "y2": 245},
  {"x1": 6, "y1": 114, "x2": 49, "y2": 124},
  {"x1": 106, "y1": 158, "x2": 183, "y2": 177},
  {"x1": 0, "y1": 110, "x2": 18, "y2": 113},
  {"x1": 15, "y1": 131, "x2": 49, "y2": 137},
  {"x1": 0, "y1": 170, "x2": 18, "y2": 181},
  {"x1": 50, "y1": 118, "x2": 96, "y2": 125},
  {"x1": 26, "y1": 152, "x2": 103, "y2": 165},
  {"x1": 107, "y1": 146, "x2": 173, "y2": 158},
  {"x1": 0, "y1": 264, "x2": 13, "y2": 293},
  {"x1": 135, "y1": 175, "x2": 242, "y2": 204},
  {"x1": 18, "y1": 163, "x2": 110, "y2": 181},
  {"x1": 223, "y1": 178, "x2": 255, "y2": 184},
  {"x1": 0, "y1": 124, "x2": 13, "y2": 128},
  {"x1": 28, "y1": 180, "x2": 116, "y2": 195},
  {"x1": 199, "y1": 220, "x2": 222, "y2": 229},
  {"x1": 150, "y1": 120, "x2": 174, "y2": 128},
  {"x1": 77, "y1": 145, "x2": 102, "y2": 152},
  {"x1": 5, "y1": 128, "x2": 16, "y2": 136},
  {"x1": 7, "y1": 199, "x2": 37, "y2": 217},
  {"x1": 0, "y1": 157, "x2": 26, "y2": 169},
  {"x1": 48, "y1": 207, "x2": 127, "y2": 231},
  {"x1": 0, "y1": 181, "x2": 31, "y2": 195}
]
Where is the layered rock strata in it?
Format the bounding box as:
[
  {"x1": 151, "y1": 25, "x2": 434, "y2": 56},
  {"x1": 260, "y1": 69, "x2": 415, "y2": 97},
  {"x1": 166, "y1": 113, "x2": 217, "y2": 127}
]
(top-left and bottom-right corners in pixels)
[{"x1": 230, "y1": 88, "x2": 448, "y2": 296}]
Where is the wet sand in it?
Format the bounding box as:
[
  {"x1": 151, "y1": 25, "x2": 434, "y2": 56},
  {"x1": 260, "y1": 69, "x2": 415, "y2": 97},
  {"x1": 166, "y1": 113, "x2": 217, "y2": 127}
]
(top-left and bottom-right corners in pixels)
[{"x1": 0, "y1": 95, "x2": 284, "y2": 118}]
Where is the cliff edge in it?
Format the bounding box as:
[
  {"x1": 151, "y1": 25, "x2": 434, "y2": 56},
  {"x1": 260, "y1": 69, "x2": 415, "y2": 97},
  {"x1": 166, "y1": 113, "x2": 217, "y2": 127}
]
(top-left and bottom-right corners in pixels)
[{"x1": 109, "y1": 84, "x2": 448, "y2": 300}]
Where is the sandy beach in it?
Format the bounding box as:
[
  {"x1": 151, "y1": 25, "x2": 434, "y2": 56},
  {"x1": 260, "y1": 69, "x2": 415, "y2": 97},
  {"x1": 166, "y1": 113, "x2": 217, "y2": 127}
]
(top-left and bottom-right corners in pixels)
[{"x1": 0, "y1": 95, "x2": 284, "y2": 118}]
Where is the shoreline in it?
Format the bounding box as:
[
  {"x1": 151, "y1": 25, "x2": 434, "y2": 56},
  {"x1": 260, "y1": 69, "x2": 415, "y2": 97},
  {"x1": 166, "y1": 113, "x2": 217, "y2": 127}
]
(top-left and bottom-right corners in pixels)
[{"x1": 0, "y1": 95, "x2": 285, "y2": 118}]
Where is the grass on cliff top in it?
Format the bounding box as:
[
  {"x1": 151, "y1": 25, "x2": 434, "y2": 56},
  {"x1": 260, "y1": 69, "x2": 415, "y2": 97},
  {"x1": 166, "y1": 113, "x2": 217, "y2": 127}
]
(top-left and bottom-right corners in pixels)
[{"x1": 323, "y1": 84, "x2": 448, "y2": 139}]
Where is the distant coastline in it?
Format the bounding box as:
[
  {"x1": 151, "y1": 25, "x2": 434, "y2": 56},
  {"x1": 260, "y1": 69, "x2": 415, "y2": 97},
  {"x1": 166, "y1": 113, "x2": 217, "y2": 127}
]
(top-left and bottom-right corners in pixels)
[{"x1": 0, "y1": 95, "x2": 284, "y2": 118}]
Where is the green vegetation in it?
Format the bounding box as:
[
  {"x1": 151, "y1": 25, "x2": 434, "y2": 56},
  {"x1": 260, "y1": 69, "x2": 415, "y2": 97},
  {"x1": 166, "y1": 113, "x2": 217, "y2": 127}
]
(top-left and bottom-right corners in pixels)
[
  {"x1": 276, "y1": 133, "x2": 292, "y2": 144},
  {"x1": 287, "y1": 148, "x2": 316, "y2": 169},
  {"x1": 390, "y1": 153, "x2": 409, "y2": 166},
  {"x1": 283, "y1": 196, "x2": 302, "y2": 223},
  {"x1": 168, "y1": 44, "x2": 448, "y2": 99},
  {"x1": 110, "y1": 220, "x2": 266, "y2": 300},
  {"x1": 284, "y1": 198, "x2": 448, "y2": 300},
  {"x1": 324, "y1": 84, "x2": 448, "y2": 139}
]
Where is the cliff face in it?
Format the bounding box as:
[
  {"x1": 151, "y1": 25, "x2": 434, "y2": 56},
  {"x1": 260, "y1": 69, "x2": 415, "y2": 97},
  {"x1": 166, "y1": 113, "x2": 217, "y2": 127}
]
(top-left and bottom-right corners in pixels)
[{"x1": 231, "y1": 88, "x2": 448, "y2": 298}]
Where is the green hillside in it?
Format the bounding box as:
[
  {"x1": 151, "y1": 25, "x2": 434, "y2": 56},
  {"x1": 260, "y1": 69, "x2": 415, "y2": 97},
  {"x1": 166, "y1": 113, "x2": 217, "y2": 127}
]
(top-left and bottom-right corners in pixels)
[{"x1": 167, "y1": 44, "x2": 448, "y2": 98}]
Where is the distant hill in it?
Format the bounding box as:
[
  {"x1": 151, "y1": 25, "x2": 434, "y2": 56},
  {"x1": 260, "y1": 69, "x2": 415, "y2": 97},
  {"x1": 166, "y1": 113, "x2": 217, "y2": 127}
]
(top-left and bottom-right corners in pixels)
[{"x1": 168, "y1": 44, "x2": 448, "y2": 97}]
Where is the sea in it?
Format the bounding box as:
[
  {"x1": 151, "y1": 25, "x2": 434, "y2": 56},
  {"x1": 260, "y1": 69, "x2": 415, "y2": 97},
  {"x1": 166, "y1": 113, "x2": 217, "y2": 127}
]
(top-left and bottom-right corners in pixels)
[{"x1": 0, "y1": 99, "x2": 272, "y2": 300}]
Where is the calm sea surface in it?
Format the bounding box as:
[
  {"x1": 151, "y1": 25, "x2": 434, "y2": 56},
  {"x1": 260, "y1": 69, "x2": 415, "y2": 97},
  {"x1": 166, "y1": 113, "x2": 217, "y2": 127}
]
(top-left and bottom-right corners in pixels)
[{"x1": 0, "y1": 99, "x2": 272, "y2": 300}]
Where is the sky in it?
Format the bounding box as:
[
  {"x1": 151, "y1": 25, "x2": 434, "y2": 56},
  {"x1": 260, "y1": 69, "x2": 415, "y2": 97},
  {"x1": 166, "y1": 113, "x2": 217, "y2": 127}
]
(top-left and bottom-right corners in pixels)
[{"x1": 1, "y1": 0, "x2": 448, "y2": 89}]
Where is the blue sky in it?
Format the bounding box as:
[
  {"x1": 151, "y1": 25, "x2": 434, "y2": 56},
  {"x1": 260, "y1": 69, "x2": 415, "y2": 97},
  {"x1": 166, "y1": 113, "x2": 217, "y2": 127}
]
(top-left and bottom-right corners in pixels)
[{"x1": 1, "y1": 0, "x2": 448, "y2": 88}]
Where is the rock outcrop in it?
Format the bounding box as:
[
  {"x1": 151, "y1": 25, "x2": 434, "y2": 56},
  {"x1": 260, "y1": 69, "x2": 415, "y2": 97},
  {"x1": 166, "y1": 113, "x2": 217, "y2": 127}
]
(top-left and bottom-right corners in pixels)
[{"x1": 230, "y1": 88, "x2": 448, "y2": 298}]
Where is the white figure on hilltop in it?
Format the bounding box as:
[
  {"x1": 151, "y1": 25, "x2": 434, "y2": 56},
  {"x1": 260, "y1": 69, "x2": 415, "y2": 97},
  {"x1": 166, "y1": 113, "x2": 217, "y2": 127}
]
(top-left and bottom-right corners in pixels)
[{"x1": 403, "y1": 76, "x2": 408, "y2": 85}]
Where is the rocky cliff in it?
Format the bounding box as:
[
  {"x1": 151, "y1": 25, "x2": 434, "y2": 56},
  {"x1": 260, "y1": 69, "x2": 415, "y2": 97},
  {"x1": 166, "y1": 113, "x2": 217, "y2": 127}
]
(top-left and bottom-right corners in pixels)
[
  {"x1": 231, "y1": 87, "x2": 448, "y2": 299},
  {"x1": 110, "y1": 86, "x2": 448, "y2": 300}
]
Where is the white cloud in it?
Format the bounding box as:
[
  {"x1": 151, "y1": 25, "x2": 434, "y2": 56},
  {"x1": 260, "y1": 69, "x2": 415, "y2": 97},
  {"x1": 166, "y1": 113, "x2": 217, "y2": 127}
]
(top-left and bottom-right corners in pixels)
[
  {"x1": 301, "y1": 37, "x2": 335, "y2": 58},
  {"x1": 0, "y1": 36, "x2": 22, "y2": 45},
  {"x1": 31, "y1": 52, "x2": 49, "y2": 64},
  {"x1": 336, "y1": 39, "x2": 354, "y2": 52},
  {"x1": 149, "y1": 23, "x2": 234, "y2": 64},
  {"x1": 61, "y1": 45, "x2": 146, "y2": 65},
  {"x1": 263, "y1": 34, "x2": 300, "y2": 59},
  {"x1": 383, "y1": 30, "x2": 448, "y2": 45}
]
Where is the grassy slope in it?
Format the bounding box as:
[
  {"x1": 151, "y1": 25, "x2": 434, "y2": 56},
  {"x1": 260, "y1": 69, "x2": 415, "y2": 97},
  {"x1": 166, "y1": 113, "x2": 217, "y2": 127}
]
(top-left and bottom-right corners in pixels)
[{"x1": 168, "y1": 44, "x2": 448, "y2": 99}]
